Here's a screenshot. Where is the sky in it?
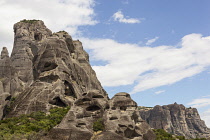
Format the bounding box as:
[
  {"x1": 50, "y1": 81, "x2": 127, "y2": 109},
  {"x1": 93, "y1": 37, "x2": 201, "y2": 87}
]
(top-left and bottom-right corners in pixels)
[{"x1": 0, "y1": 0, "x2": 210, "y2": 127}]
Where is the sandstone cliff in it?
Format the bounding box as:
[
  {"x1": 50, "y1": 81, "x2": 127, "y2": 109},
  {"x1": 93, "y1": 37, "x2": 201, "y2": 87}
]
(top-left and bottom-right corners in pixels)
[
  {"x1": 0, "y1": 20, "x2": 156, "y2": 140},
  {"x1": 139, "y1": 103, "x2": 210, "y2": 139}
]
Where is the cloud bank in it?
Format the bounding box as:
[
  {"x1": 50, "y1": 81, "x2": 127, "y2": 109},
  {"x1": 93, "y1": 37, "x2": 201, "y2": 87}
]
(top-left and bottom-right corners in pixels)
[
  {"x1": 0, "y1": 0, "x2": 96, "y2": 52},
  {"x1": 112, "y1": 10, "x2": 141, "y2": 24},
  {"x1": 81, "y1": 34, "x2": 210, "y2": 94}
]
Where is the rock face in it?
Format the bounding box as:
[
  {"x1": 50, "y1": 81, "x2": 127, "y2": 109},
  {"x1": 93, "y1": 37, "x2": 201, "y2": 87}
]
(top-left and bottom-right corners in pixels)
[
  {"x1": 139, "y1": 103, "x2": 210, "y2": 139},
  {"x1": 0, "y1": 47, "x2": 13, "y2": 119},
  {"x1": 0, "y1": 20, "x2": 156, "y2": 140}
]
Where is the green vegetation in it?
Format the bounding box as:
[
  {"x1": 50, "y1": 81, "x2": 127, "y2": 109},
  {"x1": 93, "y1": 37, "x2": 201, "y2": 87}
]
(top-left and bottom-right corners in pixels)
[
  {"x1": 153, "y1": 129, "x2": 207, "y2": 140},
  {"x1": 154, "y1": 129, "x2": 175, "y2": 140},
  {"x1": 0, "y1": 106, "x2": 70, "y2": 140},
  {"x1": 20, "y1": 19, "x2": 40, "y2": 24},
  {"x1": 57, "y1": 30, "x2": 68, "y2": 34},
  {"x1": 93, "y1": 118, "x2": 104, "y2": 132}
]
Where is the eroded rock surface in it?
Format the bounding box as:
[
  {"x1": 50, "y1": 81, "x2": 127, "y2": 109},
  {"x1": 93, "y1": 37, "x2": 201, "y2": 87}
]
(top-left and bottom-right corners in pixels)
[
  {"x1": 103, "y1": 92, "x2": 156, "y2": 140},
  {"x1": 139, "y1": 103, "x2": 210, "y2": 139},
  {"x1": 1, "y1": 20, "x2": 156, "y2": 140}
]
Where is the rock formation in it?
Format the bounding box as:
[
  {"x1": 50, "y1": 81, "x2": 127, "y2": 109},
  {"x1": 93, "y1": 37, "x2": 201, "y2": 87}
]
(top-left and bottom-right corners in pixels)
[
  {"x1": 139, "y1": 103, "x2": 210, "y2": 139},
  {"x1": 0, "y1": 20, "x2": 156, "y2": 140}
]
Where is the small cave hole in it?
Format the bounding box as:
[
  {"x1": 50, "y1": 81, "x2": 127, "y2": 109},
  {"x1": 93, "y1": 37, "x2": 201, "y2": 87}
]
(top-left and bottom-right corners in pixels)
[
  {"x1": 105, "y1": 105, "x2": 110, "y2": 109},
  {"x1": 86, "y1": 105, "x2": 101, "y2": 112},
  {"x1": 34, "y1": 33, "x2": 42, "y2": 41},
  {"x1": 43, "y1": 62, "x2": 58, "y2": 72},
  {"x1": 109, "y1": 116, "x2": 118, "y2": 120},
  {"x1": 111, "y1": 107, "x2": 116, "y2": 110},
  {"x1": 82, "y1": 93, "x2": 87, "y2": 96},
  {"x1": 64, "y1": 81, "x2": 76, "y2": 98},
  {"x1": 92, "y1": 95, "x2": 104, "y2": 98},
  {"x1": 118, "y1": 124, "x2": 127, "y2": 128},
  {"x1": 5, "y1": 95, "x2": 11, "y2": 101},
  {"x1": 49, "y1": 97, "x2": 67, "y2": 107},
  {"x1": 120, "y1": 106, "x2": 127, "y2": 111}
]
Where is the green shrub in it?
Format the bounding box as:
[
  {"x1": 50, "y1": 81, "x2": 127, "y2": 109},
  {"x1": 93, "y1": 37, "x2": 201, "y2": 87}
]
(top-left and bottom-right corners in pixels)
[
  {"x1": 0, "y1": 106, "x2": 70, "y2": 140},
  {"x1": 93, "y1": 118, "x2": 104, "y2": 132},
  {"x1": 153, "y1": 129, "x2": 207, "y2": 140},
  {"x1": 20, "y1": 19, "x2": 40, "y2": 24}
]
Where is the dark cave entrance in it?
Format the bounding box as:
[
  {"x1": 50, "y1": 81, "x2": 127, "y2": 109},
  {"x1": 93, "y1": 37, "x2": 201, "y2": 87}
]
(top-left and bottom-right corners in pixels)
[
  {"x1": 42, "y1": 62, "x2": 58, "y2": 72},
  {"x1": 86, "y1": 105, "x2": 101, "y2": 112},
  {"x1": 49, "y1": 97, "x2": 67, "y2": 107},
  {"x1": 64, "y1": 81, "x2": 76, "y2": 98},
  {"x1": 34, "y1": 33, "x2": 42, "y2": 41}
]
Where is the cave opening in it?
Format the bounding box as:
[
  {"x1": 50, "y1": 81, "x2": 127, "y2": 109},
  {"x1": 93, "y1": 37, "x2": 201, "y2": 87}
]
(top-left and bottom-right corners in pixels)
[
  {"x1": 64, "y1": 81, "x2": 76, "y2": 98},
  {"x1": 34, "y1": 33, "x2": 42, "y2": 41},
  {"x1": 42, "y1": 62, "x2": 58, "y2": 72},
  {"x1": 5, "y1": 95, "x2": 11, "y2": 101},
  {"x1": 120, "y1": 106, "x2": 127, "y2": 111},
  {"x1": 49, "y1": 97, "x2": 67, "y2": 107},
  {"x1": 86, "y1": 105, "x2": 101, "y2": 112}
]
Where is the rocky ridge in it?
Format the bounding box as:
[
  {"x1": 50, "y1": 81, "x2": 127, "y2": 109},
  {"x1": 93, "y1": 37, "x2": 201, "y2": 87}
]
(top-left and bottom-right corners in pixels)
[
  {"x1": 0, "y1": 20, "x2": 155, "y2": 140},
  {"x1": 139, "y1": 103, "x2": 210, "y2": 139}
]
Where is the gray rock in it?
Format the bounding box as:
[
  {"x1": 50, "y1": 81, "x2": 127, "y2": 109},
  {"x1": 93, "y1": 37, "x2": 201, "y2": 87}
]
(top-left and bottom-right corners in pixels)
[
  {"x1": 0, "y1": 88, "x2": 11, "y2": 119},
  {"x1": 103, "y1": 92, "x2": 156, "y2": 140},
  {"x1": 3, "y1": 20, "x2": 156, "y2": 140},
  {"x1": 139, "y1": 103, "x2": 210, "y2": 139}
]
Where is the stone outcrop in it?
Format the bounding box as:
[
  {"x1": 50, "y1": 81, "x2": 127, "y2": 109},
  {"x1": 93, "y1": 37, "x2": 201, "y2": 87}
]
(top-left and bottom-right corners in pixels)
[
  {"x1": 139, "y1": 103, "x2": 210, "y2": 139},
  {"x1": 0, "y1": 20, "x2": 156, "y2": 140},
  {"x1": 0, "y1": 47, "x2": 13, "y2": 119}
]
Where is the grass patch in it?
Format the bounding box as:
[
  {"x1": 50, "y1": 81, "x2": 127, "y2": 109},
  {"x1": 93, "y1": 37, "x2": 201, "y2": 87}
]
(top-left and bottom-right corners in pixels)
[
  {"x1": 0, "y1": 106, "x2": 70, "y2": 140},
  {"x1": 153, "y1": 129, "x2": 207, "y2": 140},
  {"x1": 20, "y1": 19, "x2": 40, "y2": 24}
]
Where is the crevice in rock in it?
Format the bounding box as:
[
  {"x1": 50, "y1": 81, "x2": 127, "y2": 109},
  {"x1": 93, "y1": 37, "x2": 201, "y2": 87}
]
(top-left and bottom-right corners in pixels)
[
  {"x1": 86, "y1": 105, "x2": 101, "y2": 112},
  {"x1": 49, "y1": 97, "x2": 67, "y2": 107},
  {"x1": 92, "y1": 95, "x2": 104, "y2": 98},
  {"x1": 82, "y1": 93, "x2": 87, "y2": 96}
]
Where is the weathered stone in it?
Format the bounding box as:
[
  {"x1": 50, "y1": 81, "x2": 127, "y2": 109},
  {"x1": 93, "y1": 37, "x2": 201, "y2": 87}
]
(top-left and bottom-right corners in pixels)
[
  {"x1": 2, "y1": 20, "x2": 155, "y2": 140},
  {"x1": 0, "y1": 88, "x2": 10, "y2": 119},
  {"x1": 103, "y1": 92, "x2": 156, "y2": 140},
  {"x1": 139, "y1": 103, "x2": 210, "y2": 139}
]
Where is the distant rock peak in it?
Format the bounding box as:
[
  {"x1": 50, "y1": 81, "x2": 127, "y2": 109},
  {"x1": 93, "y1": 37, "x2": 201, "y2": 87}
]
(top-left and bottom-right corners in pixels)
[
  {"x1": 0, "y1": 47, "x2": 9, "y2": 59},
  {"x1": 139, "y1": 103, "x2": 210, "y2": 139}
]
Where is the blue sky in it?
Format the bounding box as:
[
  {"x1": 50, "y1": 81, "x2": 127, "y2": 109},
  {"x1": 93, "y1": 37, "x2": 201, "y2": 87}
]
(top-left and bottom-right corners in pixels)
[{"x1": 0, "y1": 0, "x2": 210, "y2": 126}]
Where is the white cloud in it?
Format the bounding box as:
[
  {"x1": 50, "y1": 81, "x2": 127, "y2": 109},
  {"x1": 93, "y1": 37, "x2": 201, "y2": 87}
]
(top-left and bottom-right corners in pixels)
[
  {"x1": 81, "y1": 33, "x2": 210, "y2": 94},
  {"x1": 201, "y1": 109, "x2": 210, "y2": 127},
  {"x1": 188, "y1": 96, "x2": 210, "y2": 127},
  {"x1": 0, "y1": 0, "x2": 97, "y2": 53},
  {"x1": 146, "y1": 37, "x2": 159, "y2": 45},
  {"x1": 155, "y1": 90, "x2": 165, "y2": 95},
  {"x1": 122, "y1": 0, "x2": 129, "y2": 4},
  {"x1": 187, "y1": 97, "x2": 210, "y2": 108},
  {"x1": 112, "y1": 10, "x2": 141, "y2": 24}
]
